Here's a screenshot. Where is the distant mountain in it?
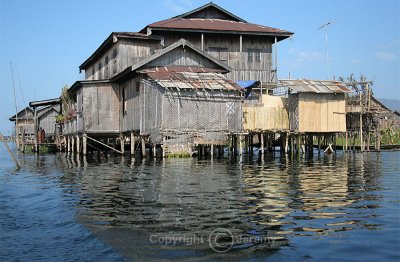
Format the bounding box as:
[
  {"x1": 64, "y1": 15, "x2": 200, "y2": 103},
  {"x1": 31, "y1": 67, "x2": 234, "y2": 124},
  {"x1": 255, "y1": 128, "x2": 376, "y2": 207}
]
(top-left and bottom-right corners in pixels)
[{"x1": 378, "y1": 98, "x2": 400, "y2": 112}]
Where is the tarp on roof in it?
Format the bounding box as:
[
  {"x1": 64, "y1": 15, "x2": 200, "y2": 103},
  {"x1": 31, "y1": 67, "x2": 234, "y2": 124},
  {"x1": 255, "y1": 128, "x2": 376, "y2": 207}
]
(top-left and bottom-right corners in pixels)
[{"x1": 237, "y1": 80, "x2": 260, "y2": 98}]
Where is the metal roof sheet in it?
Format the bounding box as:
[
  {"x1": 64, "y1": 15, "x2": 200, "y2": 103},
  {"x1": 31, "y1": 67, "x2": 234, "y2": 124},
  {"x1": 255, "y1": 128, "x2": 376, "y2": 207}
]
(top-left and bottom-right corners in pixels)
[
  {"x1": 146, "y1": 18, "x2": 293, "y2": 36},
  {"x1": 146, "y1": 71, "x2": 242, "y2": 91},
  {"x1": 278, "y1": 79, "x2": 352, "y2": 94}
]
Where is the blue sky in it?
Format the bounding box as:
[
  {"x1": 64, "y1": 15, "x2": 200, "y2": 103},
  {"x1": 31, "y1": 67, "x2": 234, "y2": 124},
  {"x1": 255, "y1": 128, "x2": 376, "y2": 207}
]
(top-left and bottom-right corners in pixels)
[{"x1": 1, "y1": 0, "x2": 399, "y2": 135}]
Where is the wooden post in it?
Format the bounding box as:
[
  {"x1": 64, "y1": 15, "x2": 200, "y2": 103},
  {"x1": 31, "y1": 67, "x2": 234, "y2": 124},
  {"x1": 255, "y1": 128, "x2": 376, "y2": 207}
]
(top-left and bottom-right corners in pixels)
[
  {"x1": 296, "y1": 134, "x2": 301, "y2": 154},
  {"x1": 285, "y1": 133, "x2": 289, "y2": 154},
  {"x1": 360, "y1": 114, "x2": 363, "y2": 152},
  {"x1": 141, "y1": 137, "x2": 146, "y2": 157},
  {"x1": 21, "y1": 128, "x2": 25, "y2": 153},
  {"x1": 345, "y1": 132, "x2": 348, "y2": 152},
  {"x1": 260, "y1": 133, "x2": 264, "y2": 155},
  {"x1": 377, "y1": 123, "x2": 381, "y2": 152},
  {"x1": 211, "y1": 144, "x2": 214, "y2": 158},
  {"x1": 367, "y1": 131, "x2": 370, "y2": 151},
  {"x1": 76, "y1": 135, "x2": 80, "y2": 154},
  {"x1": 72, "y1": 135, "x2": 75, "y2": 153},
  {"x1": 162, "y1": 136, "x2": 166, "y2": 158},
  {"x1": 34, "y1": 107, "x2": 38, "y2": 153},
  {"x1": 153, "y1": 144, "x2": 157, "y2": 157},
  {"x1": 131, "y1": 132, "x2": 135, "y2": 156},
  {"x1": 317, "y1": 135, "x2": 321, "y2": 152},
  {"x1": 120, "y1": 134, "x2": 125, "y2": 154},
  {"x1": 238, "y1": 135, "x2": 242, "y2": 155},
  {"x1": 83, "y1": 134, "x2": 87, "y2": 155}
]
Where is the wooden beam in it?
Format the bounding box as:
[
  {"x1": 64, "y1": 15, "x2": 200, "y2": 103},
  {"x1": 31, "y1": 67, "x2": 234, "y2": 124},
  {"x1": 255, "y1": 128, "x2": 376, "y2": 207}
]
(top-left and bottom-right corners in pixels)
[{"x1": 84, "y1": 134, "x2": 123, "y2": 154}]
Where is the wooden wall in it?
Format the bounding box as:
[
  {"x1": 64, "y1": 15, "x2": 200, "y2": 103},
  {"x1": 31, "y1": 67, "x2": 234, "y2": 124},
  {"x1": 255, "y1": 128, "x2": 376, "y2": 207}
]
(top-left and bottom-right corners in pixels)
[
  {"x1": 85, "y1": 39, "x2": 161, "y2": 80},
  {"x1": 159, "y1": 32, "x2": 273, "y2": 82},
  {"x1": 243, "y1": 95, "x2": 289, "y2": 131},
  {"x1": 80, "y1": 83, "x2": 120, "y2": 133},
  {"x1": 294, "y1": 93, "x2": 346, "y2": 133},
  {"x1": 120, "y1": 76, "x2": 142, "y2": 132},
  {"x1": 145, "y1": 46, "x2": 222, "y2": 69},
  {"x1": 38, "y1": 109, "x2": 58, "y2": 135}
]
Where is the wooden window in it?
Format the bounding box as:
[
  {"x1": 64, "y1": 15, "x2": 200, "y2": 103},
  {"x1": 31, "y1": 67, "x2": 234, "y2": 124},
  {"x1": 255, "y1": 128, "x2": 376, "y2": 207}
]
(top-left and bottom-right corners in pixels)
[
  {"x1": 98, "y1": 62, "x2": 102, "y2": 79},
  {"x1": 247, "y1": 49, "x2": 261, "y2": 62},
  {"x1": 112, "y1": 48, "x2": 118, "y2": 59},
  {"x1": 208, "y1": 47, "x2": 228, "y2": 61},
  {"x1": 91, "y1": 67, "x2": 95, "y2": 79},
  {"x1": 104, "y1": 56, "x2": 109, "y2": 78}
]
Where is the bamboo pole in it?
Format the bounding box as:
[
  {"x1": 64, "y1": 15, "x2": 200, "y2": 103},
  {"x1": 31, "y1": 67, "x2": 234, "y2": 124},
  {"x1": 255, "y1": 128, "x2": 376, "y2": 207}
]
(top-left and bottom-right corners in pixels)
[
  {"x1": 83, "y1": 134, "x2": 87, "y2": 155},
  {"x1": 0, "y1": 132, "x2": 21, "y2": 170}
]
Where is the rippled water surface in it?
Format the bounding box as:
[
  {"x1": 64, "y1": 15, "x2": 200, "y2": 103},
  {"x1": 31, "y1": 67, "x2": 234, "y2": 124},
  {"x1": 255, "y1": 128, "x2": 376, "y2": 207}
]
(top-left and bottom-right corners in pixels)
[{"x1": 1, "y1": 146, "x2": 399, "y2": 261}]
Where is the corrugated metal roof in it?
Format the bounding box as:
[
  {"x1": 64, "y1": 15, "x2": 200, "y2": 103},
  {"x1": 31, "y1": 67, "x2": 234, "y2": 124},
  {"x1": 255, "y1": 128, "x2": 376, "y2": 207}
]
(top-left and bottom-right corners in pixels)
[
  {"x1": 147, "y1": 71, "x2": 242, "y2": 91},
  {"x1": 278, "y1": 79, "x2": 352, "y2": 94},
  {"x1": 146, "y1": 18, "x2": 293, "y2": 36}
]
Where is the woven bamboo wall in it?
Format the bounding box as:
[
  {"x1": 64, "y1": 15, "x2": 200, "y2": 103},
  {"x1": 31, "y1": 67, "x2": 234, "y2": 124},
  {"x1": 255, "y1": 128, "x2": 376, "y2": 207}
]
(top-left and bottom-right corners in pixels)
[
  {"x1": 295, "y1": 93, "x2": 346, "y2": 132},
  {"x1": 243, "y1": 95, "x2": 289, "y2": 131}
]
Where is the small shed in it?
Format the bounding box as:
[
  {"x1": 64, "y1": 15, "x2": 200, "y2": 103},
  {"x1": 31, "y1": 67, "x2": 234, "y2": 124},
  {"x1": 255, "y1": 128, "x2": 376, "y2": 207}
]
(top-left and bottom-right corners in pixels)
[
  {"x1": 279, "y1": 80, "x2": 351, "y2": 133},
  {"x1": 9, "y1": 107, "x2": 35, "y2": 144}
]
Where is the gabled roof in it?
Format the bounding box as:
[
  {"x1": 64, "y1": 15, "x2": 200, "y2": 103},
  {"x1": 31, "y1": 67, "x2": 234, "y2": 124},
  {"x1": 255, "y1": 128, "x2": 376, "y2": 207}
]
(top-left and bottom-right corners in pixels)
[
  {"x1": 173, "y1": 2, "x2": 246, "y2": 22},
  {"x1": 141, "y1": 3, "x2": 293, "y2": 40},
  {"x1": 9, "y1": 107, "x2": 34, "y2": 121},
  {"x1": 112, "y1": 38, "x2": 231, "y2": 83},
  {"x1": 69, "y1": 79, "x2": 111, "y2": 94},
  {"x1": 79, "y1": 32, "x2": 162, "y2": 71},
  {"x1": 37, "y1": 105, "x2": 60, "y2": 119},
  {"x1": 29, "y1": 98, "x2": 60, "y2": 108}
]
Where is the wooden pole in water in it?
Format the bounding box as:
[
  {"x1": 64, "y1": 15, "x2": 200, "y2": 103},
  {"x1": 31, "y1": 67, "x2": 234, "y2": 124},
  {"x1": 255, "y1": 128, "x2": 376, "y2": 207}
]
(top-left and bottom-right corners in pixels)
[
  {"x1": 211, "y1": 144, "x2": 214, "y2": 158},
  {"x1": 83, "y1": 133, "x2": 87, "y2": 155},
  {"x1": 260, "y1": 133, "x2": 264, "y2": 155},
  {"x1": 131, "y1": 132, "x2": 135, "y2": 156},
  {"x1": 76, "y1": 135, "x2": 80, "y2": 154},
  {"x1": 239, "y1": 134, "x2": 243, "y2": 155},
  {"x1": 141, "y1": 137, "x2": 146, "y2": 157},
  {"x1": 120, "y1": 134, "x2": 125, "y2": 154},
  {"x1": 0, "y1": 132, "x2": 21, "y2": 170}
]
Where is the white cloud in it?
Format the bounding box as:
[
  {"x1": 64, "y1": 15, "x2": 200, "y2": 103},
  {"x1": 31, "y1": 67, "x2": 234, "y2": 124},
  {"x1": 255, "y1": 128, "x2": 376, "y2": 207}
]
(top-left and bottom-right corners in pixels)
[
  {"x1": 375, "y1": 51, "x2": 397, "y2": 61},
  {"x1": 163, "y1": 0, "x2": 194, "y2": 13}
]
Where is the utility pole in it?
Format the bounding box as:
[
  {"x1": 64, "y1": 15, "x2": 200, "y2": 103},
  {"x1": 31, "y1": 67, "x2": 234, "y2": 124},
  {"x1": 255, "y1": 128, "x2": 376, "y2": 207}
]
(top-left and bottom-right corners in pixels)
[{"x1": 318, "y1": 21, "x2": 334, "y2": 80}]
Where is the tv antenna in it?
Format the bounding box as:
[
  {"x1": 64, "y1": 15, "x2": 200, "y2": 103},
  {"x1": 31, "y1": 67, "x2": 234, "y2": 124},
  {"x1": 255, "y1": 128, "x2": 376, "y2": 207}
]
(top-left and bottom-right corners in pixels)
[{"x1": 318, "y1": 21, "x2": 334, "y2": 79}]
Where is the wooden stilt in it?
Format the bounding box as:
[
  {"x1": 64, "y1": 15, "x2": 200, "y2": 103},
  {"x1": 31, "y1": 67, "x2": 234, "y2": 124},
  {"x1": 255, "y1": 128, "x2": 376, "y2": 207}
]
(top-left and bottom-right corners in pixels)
[
  {"x1": 120, "y1": 134, "x2": 125, "y2": 154},
  {"x1": 260, "y1": 133, "x2": 264, "y2": 154},
  {"x1": 141, "y1": 137, "x2": 146, "y2": 157},
  {"x1": 83, "y1": 134, "x2": 87, "y2": 155},
  {"x1": 71, "y1": 136, "x2": 75, "y2": 153},
  {"x1": 153, "y1": 144, "x2": 156, "y2": 157},
  {"x1": 284, "y1": 133, "x2": 289, "y2": 154},
  {"x1": 211, "y1": 144, "x2": 214, "y2": 158},
  {"x1": 76, "y1": 135, "x2": 80, "y2": 154},
  {"x1": 367, "y1": 131, "x2": 370, "y2": 151},
  {"x1": 21, "y1": 128, "x2": 25, "y2": 153},
  {"x1": 296, "y1": 134, "x2": 301, "y2": 154},
  {"x1": 239, "y1": 134, "x2": 243, "y2": 155},
  {"x1": 345, "y1": 132, "x2": 348, "y2": 152},
  {"x1": 131, "y1": 132, "x2": 135, "y2": 156}
]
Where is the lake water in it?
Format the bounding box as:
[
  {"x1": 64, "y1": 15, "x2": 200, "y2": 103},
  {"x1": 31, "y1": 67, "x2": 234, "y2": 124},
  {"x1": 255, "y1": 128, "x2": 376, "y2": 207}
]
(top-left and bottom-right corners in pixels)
[{"x1": 1, "y1": 145, "x2": 399, "y2": 261}]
